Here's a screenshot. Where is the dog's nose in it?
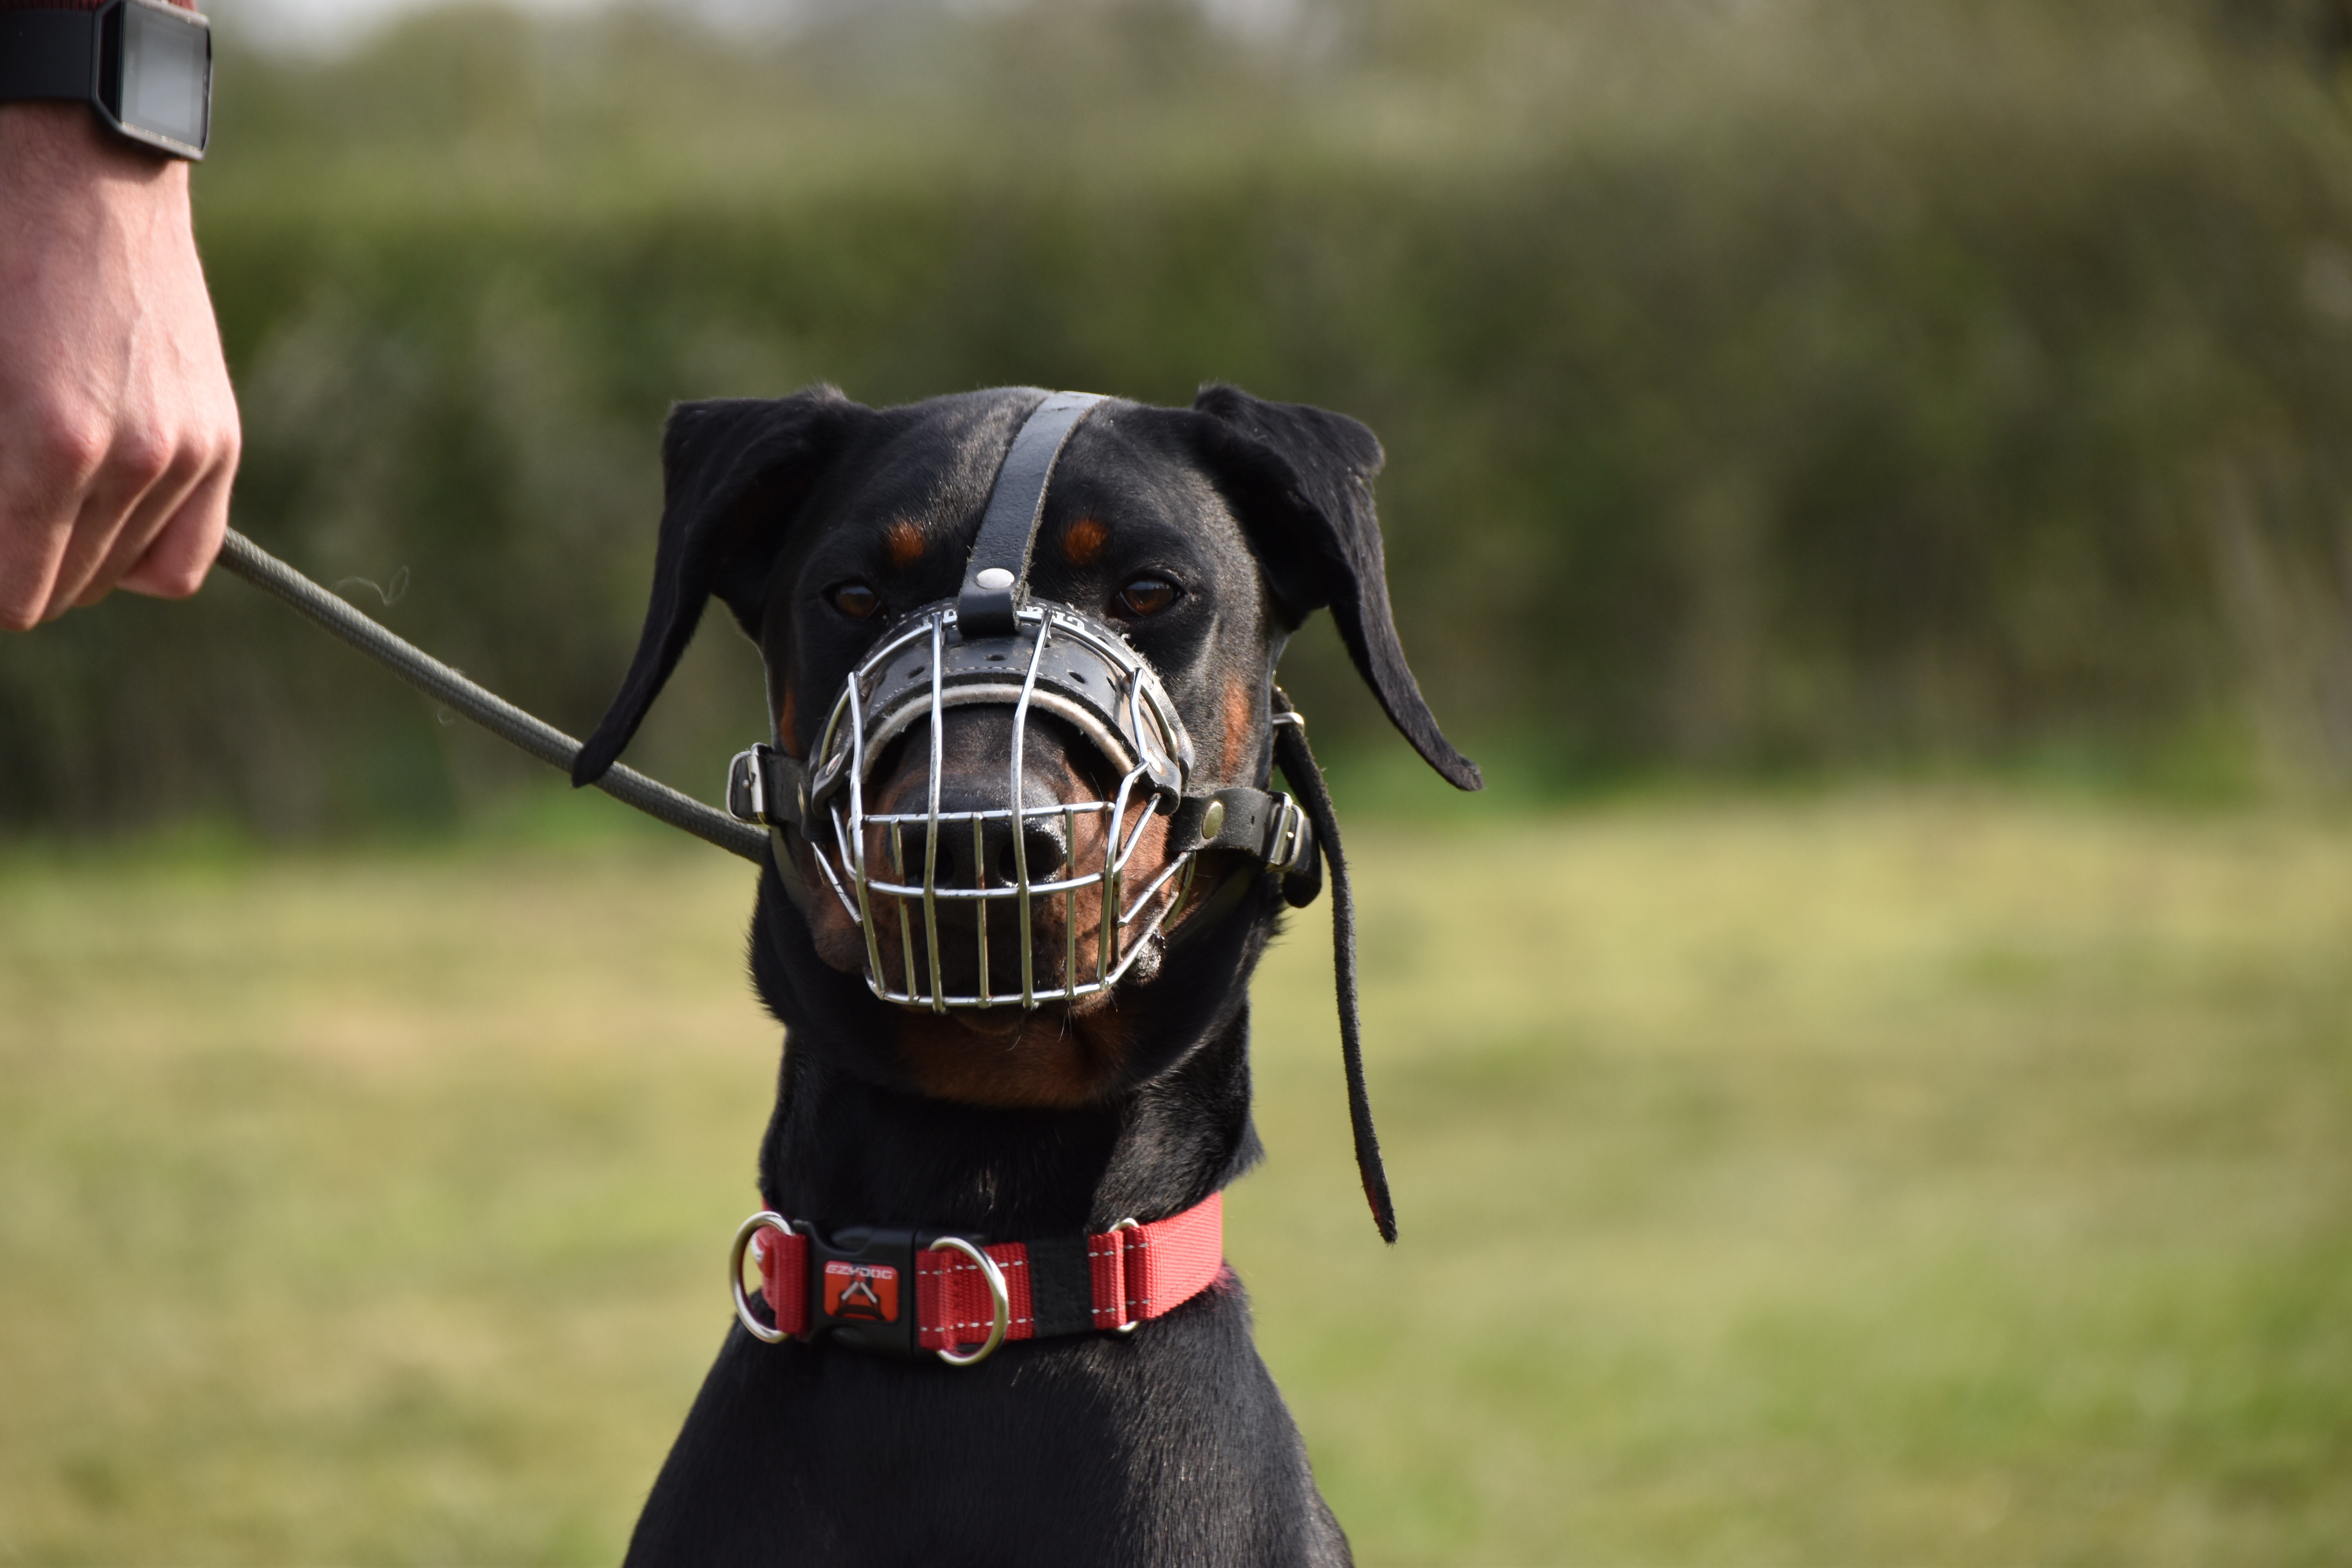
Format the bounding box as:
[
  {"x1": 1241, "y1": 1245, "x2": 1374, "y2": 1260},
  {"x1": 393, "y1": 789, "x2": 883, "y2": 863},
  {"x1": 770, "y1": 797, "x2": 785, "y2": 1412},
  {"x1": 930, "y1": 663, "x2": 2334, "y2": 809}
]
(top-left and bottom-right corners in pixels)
[
  {"x1": 871, "y1": 709, "x2": 1095, "y2": 891},
  {"x1": 900, "y1": 803, "x2": 1069, "y2": 890}
]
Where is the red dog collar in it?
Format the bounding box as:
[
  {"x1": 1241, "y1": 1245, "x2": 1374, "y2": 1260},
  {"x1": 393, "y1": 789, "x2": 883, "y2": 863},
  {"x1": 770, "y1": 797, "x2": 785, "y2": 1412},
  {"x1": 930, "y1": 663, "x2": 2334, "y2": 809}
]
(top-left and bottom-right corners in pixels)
[{"x1": 730, "y1": 1192, "x2": 1225, "y2": 1367}]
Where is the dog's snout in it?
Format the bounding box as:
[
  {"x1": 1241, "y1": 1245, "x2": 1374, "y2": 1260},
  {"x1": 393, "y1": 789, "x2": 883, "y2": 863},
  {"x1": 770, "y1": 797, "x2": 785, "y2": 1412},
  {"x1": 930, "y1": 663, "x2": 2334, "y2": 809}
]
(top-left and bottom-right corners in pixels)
[
  {"x1": 837, "y1": 673, "x2": 1188, "y2": 1009},
  {"x1": 869, "y1": 711, "x2": 1088, "y2": 890},
  {"x1": 901, "y1": 808, "x2": 1069, "y2": 889}
]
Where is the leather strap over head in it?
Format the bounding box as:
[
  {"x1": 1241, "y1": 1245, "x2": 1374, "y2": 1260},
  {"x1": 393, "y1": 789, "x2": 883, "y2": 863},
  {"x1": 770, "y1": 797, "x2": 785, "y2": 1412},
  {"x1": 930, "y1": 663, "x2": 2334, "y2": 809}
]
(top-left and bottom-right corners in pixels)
[{"x1": 957, "y1": 391, "x2": 1108, "y2": 638}]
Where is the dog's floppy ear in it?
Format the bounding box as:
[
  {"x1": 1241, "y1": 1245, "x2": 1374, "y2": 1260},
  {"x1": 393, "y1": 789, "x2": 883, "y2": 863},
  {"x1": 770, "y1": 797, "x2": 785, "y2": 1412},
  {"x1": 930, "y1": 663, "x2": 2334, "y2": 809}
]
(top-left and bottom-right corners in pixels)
[
  {"x1": 573, "y1": 387, "x2": 859, "y2": 787},
  {"x1": 1188, "y1": 383, "x2": 1482, "y2": 791}
]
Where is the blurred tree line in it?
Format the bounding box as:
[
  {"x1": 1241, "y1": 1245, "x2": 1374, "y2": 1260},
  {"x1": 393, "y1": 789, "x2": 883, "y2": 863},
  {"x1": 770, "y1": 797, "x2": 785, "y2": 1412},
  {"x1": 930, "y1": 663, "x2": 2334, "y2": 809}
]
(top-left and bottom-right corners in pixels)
[{"x1": 7, "y1": 0, "x2": 2352, "y2": 835}]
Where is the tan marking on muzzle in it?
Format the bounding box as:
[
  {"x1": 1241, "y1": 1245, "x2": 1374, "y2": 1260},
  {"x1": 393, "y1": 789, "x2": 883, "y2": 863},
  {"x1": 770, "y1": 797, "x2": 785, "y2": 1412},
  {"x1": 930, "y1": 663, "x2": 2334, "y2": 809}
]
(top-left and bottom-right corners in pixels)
[{"x1": 1221, "y1": 677, "x2": 1256, "y2": 779}]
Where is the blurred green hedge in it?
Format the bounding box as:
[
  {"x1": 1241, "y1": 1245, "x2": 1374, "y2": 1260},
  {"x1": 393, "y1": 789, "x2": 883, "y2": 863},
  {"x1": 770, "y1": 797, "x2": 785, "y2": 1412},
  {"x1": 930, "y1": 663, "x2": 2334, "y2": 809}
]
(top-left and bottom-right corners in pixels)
[{"x1": 8, "y1": 0, "x2": 2352, "y2": 833}]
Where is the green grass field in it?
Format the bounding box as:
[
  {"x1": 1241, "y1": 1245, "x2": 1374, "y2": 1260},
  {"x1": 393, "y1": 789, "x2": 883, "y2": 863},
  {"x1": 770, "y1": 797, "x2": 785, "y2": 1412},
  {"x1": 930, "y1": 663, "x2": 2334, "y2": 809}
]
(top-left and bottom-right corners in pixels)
[{"x1": 3, "y1": 792, "x2": 2348, "y2": 1565}]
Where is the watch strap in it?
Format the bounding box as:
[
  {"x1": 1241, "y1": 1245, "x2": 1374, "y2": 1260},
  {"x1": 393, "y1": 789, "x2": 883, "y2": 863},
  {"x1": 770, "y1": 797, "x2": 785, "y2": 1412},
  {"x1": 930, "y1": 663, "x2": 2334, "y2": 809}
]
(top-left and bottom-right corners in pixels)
[{"x1": 0, "y1": 10, "x2": 96, "y2": 102}]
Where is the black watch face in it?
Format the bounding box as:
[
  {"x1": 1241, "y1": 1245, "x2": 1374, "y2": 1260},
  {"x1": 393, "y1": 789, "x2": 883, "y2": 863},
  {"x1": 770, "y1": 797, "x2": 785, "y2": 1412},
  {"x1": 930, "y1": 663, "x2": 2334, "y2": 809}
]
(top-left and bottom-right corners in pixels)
[{"x1": 112, "y1": 0, "x2": 211, "y2": 157}]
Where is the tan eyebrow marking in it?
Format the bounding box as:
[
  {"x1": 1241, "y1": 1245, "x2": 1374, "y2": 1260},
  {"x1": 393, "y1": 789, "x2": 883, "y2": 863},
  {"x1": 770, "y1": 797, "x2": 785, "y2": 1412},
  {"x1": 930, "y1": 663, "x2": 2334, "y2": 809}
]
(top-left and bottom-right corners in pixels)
[
  {"x1": 885, "y1": 520, "x2": 926, "y2": 571},
  {"x1": 1062, "y1": 516, "x2": 1110, "y2": 566}
]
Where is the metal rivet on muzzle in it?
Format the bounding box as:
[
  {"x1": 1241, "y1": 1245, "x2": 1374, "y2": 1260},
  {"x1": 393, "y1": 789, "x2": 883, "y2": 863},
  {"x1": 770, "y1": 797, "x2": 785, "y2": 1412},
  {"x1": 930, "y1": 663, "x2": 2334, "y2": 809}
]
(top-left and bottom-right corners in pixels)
[
  {"x1": 1200, "y1": 800, "x2": 1225, "y2": 844},
  {"x1": 973, "y1": 566, "x2": 1015, "y2": 591}
]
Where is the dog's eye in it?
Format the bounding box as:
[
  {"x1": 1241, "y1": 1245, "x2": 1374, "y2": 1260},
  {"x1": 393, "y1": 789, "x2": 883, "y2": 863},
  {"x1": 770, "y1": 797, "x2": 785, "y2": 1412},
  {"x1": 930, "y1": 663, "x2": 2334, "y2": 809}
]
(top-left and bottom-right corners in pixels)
[
  {"x1": 829, "y1": 582, "x2": 882, "y2": 621},
  {"x1": 1112, "y1": 575, "x2": 1181, "y2": 620}
]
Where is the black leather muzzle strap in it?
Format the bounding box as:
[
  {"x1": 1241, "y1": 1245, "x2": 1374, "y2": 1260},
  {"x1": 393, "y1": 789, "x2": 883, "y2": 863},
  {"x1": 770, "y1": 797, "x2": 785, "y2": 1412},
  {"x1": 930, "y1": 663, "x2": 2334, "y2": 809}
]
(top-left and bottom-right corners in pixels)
[{"x1": 957, "y1": 391, "x2": 1107, "y2": 637}]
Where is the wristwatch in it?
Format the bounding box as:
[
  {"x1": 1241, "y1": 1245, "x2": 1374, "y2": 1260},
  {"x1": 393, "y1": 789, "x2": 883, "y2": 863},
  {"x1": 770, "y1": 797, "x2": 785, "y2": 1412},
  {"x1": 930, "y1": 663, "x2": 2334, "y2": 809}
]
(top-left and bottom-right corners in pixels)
[{"x1": 0, "y1": 0, "x2": 210, "y2": 159}]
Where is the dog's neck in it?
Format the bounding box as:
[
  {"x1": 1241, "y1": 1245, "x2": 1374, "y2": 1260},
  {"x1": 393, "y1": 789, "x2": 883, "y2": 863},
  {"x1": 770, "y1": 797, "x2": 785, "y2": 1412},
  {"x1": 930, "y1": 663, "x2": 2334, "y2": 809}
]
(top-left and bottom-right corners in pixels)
[{"x1": 747, "y1": 868, "x2": 1272, "y2": 1240}]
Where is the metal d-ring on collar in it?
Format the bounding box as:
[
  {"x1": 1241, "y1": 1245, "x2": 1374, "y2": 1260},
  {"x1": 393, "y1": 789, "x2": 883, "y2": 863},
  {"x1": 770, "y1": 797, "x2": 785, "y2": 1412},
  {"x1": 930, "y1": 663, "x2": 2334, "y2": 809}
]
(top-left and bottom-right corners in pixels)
[{"x1": 730, "y1": 1210, "x2": 795, "y2": 1346}]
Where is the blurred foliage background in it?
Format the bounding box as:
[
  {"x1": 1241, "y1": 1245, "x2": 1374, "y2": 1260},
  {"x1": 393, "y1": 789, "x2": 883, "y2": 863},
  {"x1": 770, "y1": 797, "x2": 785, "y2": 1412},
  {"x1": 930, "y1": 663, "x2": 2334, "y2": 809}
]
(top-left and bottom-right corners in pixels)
[{"x1": 10, "y1": 0, "x2": 2352, "y2": 833}]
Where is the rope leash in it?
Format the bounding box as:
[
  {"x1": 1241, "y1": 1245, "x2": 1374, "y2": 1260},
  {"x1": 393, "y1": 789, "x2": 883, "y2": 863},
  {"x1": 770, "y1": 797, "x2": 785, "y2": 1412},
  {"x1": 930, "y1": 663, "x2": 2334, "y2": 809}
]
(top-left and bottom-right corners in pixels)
[{"x1": 213, "y1": 529, "x2": 766, "y2": 862}]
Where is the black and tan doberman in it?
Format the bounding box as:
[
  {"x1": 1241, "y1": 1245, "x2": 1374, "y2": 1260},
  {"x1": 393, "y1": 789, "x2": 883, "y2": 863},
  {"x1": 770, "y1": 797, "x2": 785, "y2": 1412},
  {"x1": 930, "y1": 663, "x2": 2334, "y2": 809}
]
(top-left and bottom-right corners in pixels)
[{"x1": 575, "y1": 383, "x2": 1477, "y2": 1566}]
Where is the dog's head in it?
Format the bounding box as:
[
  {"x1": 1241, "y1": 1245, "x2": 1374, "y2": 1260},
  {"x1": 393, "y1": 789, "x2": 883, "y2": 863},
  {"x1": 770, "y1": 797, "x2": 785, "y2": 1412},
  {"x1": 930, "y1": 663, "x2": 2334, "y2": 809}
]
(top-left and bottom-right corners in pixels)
[{"x1": 577, "y1": 384, "x2": 1476, "y2": 1109}]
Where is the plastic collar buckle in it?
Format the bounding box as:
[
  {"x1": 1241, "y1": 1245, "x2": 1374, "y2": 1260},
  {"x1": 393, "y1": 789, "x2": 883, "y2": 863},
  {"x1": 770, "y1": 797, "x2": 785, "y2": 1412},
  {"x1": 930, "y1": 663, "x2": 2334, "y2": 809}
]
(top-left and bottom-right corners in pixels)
[{"x1": 800, "y1": 1222, "x2": 922, "y2": 1359}]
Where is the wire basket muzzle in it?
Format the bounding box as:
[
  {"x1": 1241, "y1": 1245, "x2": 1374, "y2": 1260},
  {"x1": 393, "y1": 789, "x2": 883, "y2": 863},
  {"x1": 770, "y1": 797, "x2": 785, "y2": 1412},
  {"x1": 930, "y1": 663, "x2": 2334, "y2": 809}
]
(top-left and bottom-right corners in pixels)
[{"x1": 801, "y1": 601, "x2": 1201, "y2": 1012}]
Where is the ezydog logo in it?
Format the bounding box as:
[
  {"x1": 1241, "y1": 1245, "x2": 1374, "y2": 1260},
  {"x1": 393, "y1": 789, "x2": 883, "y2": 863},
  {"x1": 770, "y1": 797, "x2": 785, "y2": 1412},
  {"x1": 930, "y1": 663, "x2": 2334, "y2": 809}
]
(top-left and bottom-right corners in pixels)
[{"x1": 822, "y1": 1260, "x2": 899, "y2": 1322}]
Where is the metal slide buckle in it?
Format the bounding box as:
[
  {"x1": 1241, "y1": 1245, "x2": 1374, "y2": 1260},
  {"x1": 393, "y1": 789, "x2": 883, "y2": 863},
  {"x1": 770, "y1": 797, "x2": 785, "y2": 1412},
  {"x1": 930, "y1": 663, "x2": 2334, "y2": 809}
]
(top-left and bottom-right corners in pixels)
[
  {"x1": 726, "y1": 749, "x2": 766, "y2": 824},
  {"x1": 1110, "y1": 1217, "x2": 1143, "y2": 1334},
  {"x1": 927, "y1": 1236, "x2": 1010, "y2": 1367},
  {"x1": 729, "y1": 1210, "x2": 795, "y2": 1344},
  {"x1": 1264, "y1": 793, "x2": 1304, "y2": 874}
]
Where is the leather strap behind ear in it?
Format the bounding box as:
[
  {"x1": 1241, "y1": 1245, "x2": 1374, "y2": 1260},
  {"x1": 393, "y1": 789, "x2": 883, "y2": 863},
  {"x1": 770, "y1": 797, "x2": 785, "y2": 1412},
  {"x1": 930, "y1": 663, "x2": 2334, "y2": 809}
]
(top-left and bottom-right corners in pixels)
[{"x1": 957, "y1": 391, "x2": 1107, "y2": 637}]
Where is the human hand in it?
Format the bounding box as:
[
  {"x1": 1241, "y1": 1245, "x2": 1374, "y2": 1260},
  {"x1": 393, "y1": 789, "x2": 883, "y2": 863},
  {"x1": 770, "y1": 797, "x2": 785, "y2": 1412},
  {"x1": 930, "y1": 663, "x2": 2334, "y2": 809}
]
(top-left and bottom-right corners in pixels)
[{"x1": 0, "y1": 101, "x2": 240, "y2": 631}]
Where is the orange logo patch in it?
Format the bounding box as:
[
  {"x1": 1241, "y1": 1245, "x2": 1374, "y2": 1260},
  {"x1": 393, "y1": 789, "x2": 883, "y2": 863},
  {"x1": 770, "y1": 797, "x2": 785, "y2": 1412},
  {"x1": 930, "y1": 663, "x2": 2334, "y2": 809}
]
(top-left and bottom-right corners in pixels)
[{"x1": 822, "y1": 1260, "x2": 899, "y2": 1322}]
